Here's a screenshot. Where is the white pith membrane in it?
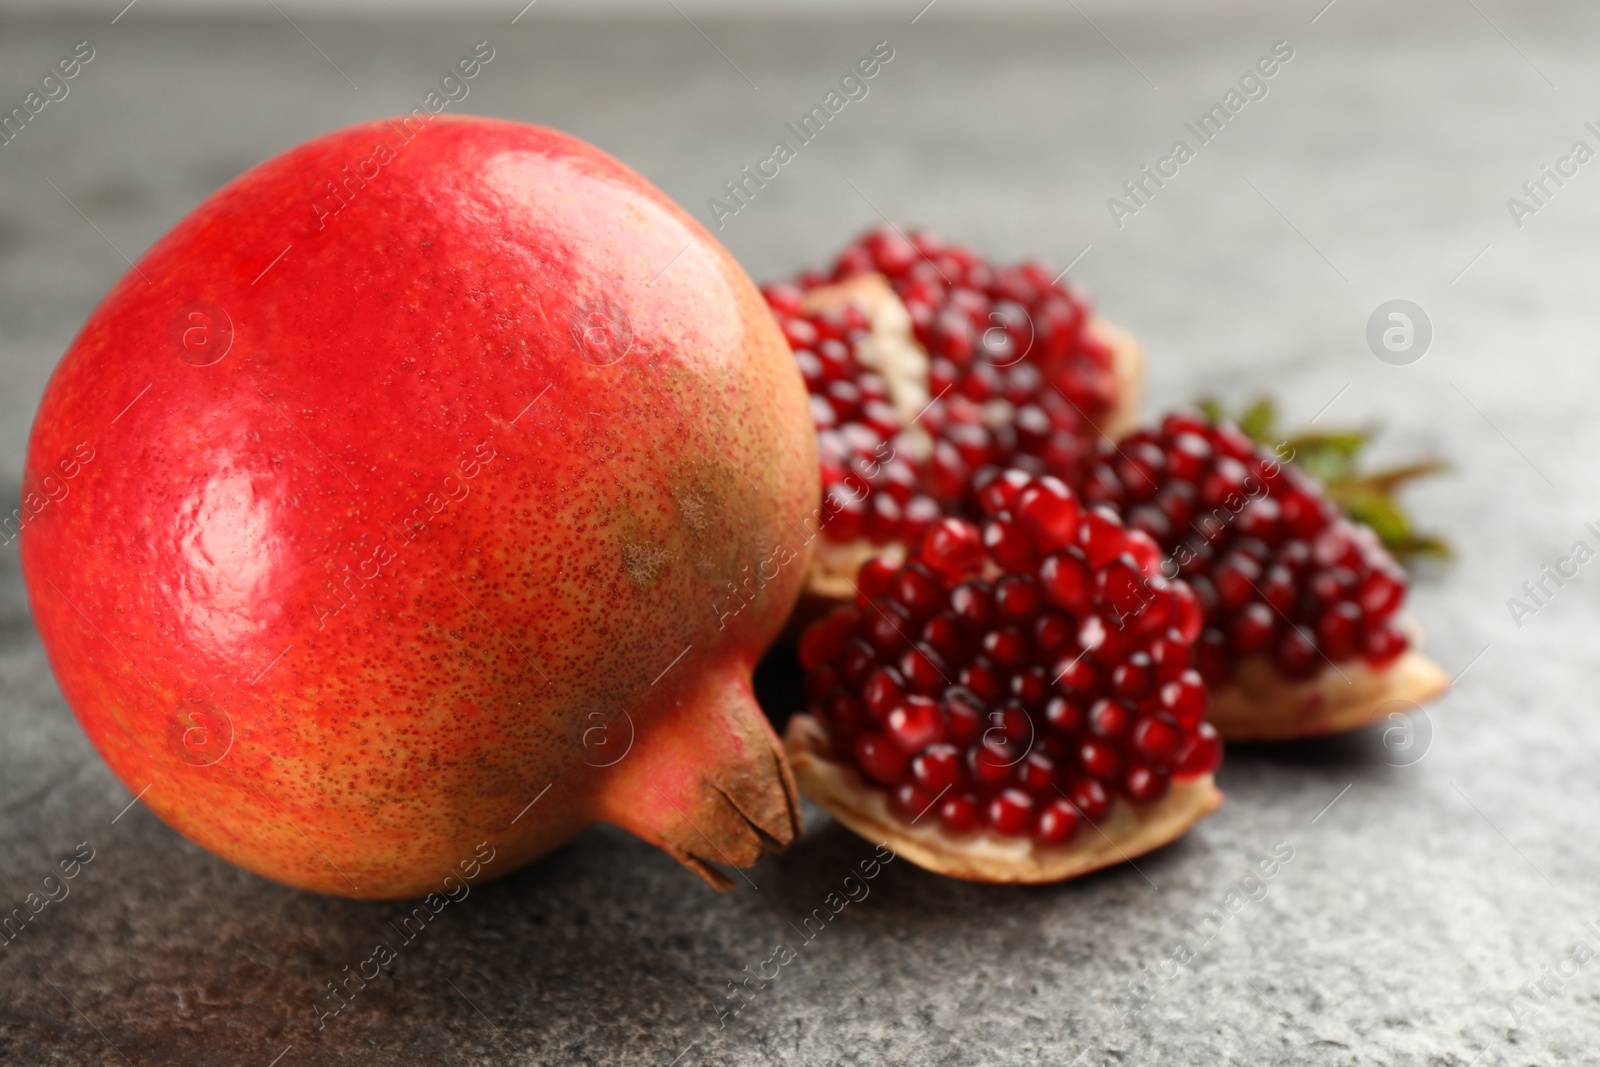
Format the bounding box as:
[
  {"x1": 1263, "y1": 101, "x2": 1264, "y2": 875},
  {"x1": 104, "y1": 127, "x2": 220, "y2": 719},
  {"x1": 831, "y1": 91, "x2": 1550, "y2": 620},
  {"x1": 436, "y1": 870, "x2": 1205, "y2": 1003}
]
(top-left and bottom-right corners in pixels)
[
  {"x1": 800, "y1": 274, "x2": 1147, "y2": 605},
  {"x1": 786, "y1": 714, "x2": 1222, "y2": 884}
]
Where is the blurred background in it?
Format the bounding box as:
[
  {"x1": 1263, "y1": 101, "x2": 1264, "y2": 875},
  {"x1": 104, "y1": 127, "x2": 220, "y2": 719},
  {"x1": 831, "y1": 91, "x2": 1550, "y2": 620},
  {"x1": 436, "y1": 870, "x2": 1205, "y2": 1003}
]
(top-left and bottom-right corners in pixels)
[{"x1": 3, "y1": 1, "x2": 1599, "y2": 1065}]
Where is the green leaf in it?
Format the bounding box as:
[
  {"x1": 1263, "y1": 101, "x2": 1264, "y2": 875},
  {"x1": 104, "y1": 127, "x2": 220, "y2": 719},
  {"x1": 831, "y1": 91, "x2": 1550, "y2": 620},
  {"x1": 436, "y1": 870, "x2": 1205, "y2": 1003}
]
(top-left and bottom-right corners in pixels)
[
  {"x1": 1386, "y1": 534, "x2": 1453, "y2": 562},
  {"x1": 1238, "y1": 398, "x2": 1277, "y2": 442},
  {"x1": 1192, "y1": 393, "x2": 1450, "y2": 569},
  {"x1": 1283, "y1": 429, "x2": 1370, "y2": 457},
  {"x1": 1340, "y1": 493, "x2": 1411, "y2": 545}
]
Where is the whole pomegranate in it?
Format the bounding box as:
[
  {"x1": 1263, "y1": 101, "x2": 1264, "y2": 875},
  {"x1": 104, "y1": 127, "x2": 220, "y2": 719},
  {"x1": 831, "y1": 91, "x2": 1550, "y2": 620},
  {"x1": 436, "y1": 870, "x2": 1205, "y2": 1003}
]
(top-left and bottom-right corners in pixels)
[{"x1": 20, "y1": 117, "x2": 817, "y2": 897}]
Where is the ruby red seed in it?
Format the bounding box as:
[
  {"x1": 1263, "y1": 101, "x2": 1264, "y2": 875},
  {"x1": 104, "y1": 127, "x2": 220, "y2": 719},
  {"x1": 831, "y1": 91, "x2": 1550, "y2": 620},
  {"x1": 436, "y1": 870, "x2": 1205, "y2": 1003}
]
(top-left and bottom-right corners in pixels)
[
  {"x1": 766, "y1": 225, "x2": 1119, "y2": 553},
  {"x1": 801, "y1": 472, "x2": 1222, "y2": 838},
  {"x1": 1077, "y1": 412, "x2": 1411, "y2": 679}
]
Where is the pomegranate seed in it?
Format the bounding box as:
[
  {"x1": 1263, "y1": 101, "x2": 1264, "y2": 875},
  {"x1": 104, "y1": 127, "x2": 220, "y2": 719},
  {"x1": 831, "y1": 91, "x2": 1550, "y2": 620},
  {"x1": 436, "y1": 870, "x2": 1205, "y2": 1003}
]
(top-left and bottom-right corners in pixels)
[
  {"x1": 823, "y1": 690, "x2": 868, "y2": 737},
  {"x1": 1015, "y1": 750, "x2": 1056, "y2": 793},
  {"x1": 990, "y1": 702, "x2": 1033, "y2": 744},
  {"x1": 1316, "y1": 601, "x2": 1362, "y2": 661},
  {"x1": 1157, "y1": 670, "x2": 1207, "y2": 727},
  {"x1": 799, "y1": 619, "x2": 845, "y2": 670},
  {"x1": 1166, "y1": 433, "x2": 1211, "y2": 480},
  {"x1": 781, "y1": 317, "x2": 819, "y2": 349},
  {"x1": 1067, "y1": 777, "x2": 1112, "y2": 822},
  {"x1": 899, "y1": 643, "x2": 949, "y2": 693},
  {"x1": 1088, "y1": 699, "x2": 1132, "y2": 739},
  {"x1": 1362, "y1": 619, "x2": 1408, "y2": 668},
  {"x1": 920, "y1": 613, "x2": 968, "y2": 663},
  {"x1": 1032, "y1": 798, "x2": 1083, "y2": 845},
  {"x1": 1237, "y1": 497, "x2": 1281, "y2": 541},
  {"x1": 1273, "y1": 626, "x2": 1321, "y2": 680},
  {"x1": 862, "y1": 602, "x2": 908, "y2": 656},
  {"x1": 1230, "y1": 602, "x2": 1276, "y2": 655},
  {"x1": 1015, "y1": 477, "x2": 1082, "y2": 552},
  {"x1": 1146, "y1": 633, "x2": 1188, "y2": 681},
  {"x1": 982, "y1": 627, "x2": 1029, "y2": 670},
  {"x1": 949, "y1": 580, "x2": 993, "y2": 632},
  {"x1": 857, "y1": 558, "x2": 898, "y2": 603},
  {"x1": 921, "y1": 518, "x2": 985, "y2": 577},
  {"x1": 970, "y1": 742, "x2": 1017, "y2": 786},
  {"x1": 839, "y1": 638, "x2": 878, "y2": 685},
  {"x1": 892, "y1": 564, "x2": 947, "y2": 621},
  {"x1": 959, "y1": 658, "x2": 1004, "y2": 701},
  {"x1": 1175, "y1": 722, "x2": 1223, "y2": 777},
  {"x1": 943, "y1": 688, "x2": 985, "y2": 745},
  {"x1": 1199, "y1": 458, "x2": 1249, "y2": 510},
  {"x1": 993, "y1": 574, "x2": 1043, "y2": 622},
  {"x1": 1098, "y1": 558, "x2": 1148, "y2": 622},
  {"x1": 1123, "y1": 529, "x2": 1165, "y2": 578},
  {"x1": 1124, "y1": 764, "x2": 1170, "y2": 804},
  {"x1": 1079, "y1": 738, "x2": 1122, "y2": 779},
  {"x1": 854, "y1": 732, "x2": 909, "y2": 785},
  {"x1": 1010, "y1": 665, "x2": 1050, "y2": 709},
  {"x1": 805, "y1": 663, "x2": 839, "y2": 705},
  {"x1": 987, "y1": 789, "x2": 1035, "y2": 836},
  {"x1": 978, "y1": 468, "x2": 1034, "y2": 515},
  {"x1": 1111, "y1": 654, "x2": 1153, "y2": 699},
  {"x1": 1195, "y1": 629, "x2": 1230, "y2": 684},
  {"x1": 1033, "y1": 611, "x2": 1076, "y2": 658},
  {"x1": 1044, "y1": 695, "x2": 1084, "y2": 733},
  {"x1": 885, "y1": 695, "x2": 945, "y2": 752},
  {"x1": 1053, "y1": 653, "x2": 1098, "y2": 695},
  {"x1": 862, "y1": 666, "x2": 905, "y2": 719},
  {"x1": 1167, "y1": 581, "x2": 1204, "y2": 642},
  {"x1": 890, "y1": 782, "x2": 932, "y2": 819},
  {"x1": 1358, "y1": 568, "x2": 1405, "y2": 617},
  {"x1": 939, "y1": 792, "x2": 980, "y2": 833},
  {"x1": 1039, "y1": 550, "x2": 1094, "y2": 615},
  {"x1": 1131, "y1": 713, "x2": 1183, "y2": 761},
  {"x1": 983, "y1": 515, "x2": 1039, "y2": 571},
  {"x1": 1213, "y1": 554, "x2": 1261, "y2": 611},
  {"x1": 912, "y1": 743, "x2": 962, "y2": 792}
]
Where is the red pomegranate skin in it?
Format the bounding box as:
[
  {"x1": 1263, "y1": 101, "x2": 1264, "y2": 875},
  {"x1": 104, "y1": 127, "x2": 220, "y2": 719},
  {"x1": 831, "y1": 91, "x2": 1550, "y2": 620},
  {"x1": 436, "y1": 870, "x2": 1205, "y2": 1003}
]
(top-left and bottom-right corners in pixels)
[{"x1": 20, "y1": 117, "x2": 817, "y2": 898}]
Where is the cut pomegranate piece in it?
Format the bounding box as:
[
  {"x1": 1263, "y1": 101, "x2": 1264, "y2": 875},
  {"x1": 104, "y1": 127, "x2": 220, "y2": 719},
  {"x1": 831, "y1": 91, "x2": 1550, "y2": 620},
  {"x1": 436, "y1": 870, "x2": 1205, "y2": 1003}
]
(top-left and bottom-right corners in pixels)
[
  {"x1": 786, "y1": 473, "x2": 1221, "y2": 884},
  {"x1": 765, "y1": 226, "x2": 1145, "y2": 612},
  {"x1": 1078, "y1": 411, "x2": 1449, "y2": 740},
  {"x1": 773, "y1": 230, "x2": 1442, "y2": 744}
]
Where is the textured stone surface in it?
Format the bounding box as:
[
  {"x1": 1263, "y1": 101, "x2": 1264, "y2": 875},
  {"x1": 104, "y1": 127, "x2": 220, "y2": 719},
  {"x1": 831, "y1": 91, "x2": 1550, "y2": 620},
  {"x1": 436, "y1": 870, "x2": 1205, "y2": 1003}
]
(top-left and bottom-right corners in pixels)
[{"x1": 2, "y1": 4, "x2": 1598, "y2": 1064}]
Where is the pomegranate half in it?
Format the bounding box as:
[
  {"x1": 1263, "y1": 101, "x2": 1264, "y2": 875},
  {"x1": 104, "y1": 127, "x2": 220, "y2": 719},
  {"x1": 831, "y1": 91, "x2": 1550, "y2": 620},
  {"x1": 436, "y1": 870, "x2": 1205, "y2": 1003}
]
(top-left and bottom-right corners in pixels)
[
  {"x1": 20, "y1": 117, "x2": 817, "y2": 898},
  {"x1": 788, "y1": 477, "x2": 1223, "y2": 884}
]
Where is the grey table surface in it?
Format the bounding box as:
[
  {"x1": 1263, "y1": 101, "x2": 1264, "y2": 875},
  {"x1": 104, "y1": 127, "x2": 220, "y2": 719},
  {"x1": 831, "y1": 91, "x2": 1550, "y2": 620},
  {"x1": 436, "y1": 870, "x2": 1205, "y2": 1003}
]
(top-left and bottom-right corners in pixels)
[{"x1": 2, "y1": 3, "x2": 1599, "y2": 1064}]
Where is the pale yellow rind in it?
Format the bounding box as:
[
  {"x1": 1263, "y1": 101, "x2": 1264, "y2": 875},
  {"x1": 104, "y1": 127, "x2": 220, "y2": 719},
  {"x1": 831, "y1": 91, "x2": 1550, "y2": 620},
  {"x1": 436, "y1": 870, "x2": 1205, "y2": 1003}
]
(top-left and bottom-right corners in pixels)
[
  {"x1": 1208, "y1": 648, "x2": 1449, "y2": 742},
  {"x1": 785, "y1": 714, "x2": 1221, "y2": 884}
]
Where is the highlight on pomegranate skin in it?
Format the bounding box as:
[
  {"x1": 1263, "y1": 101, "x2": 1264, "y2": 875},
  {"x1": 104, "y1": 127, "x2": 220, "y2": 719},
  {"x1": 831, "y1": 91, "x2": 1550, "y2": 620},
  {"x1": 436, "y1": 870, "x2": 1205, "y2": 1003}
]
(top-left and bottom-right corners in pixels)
[
  {"x1": 761, "y1": 225, "x2": 1145, "y2": 601},
  {"x1": 785, "y1": 470, "x2": 1224, "y2": 884}
]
